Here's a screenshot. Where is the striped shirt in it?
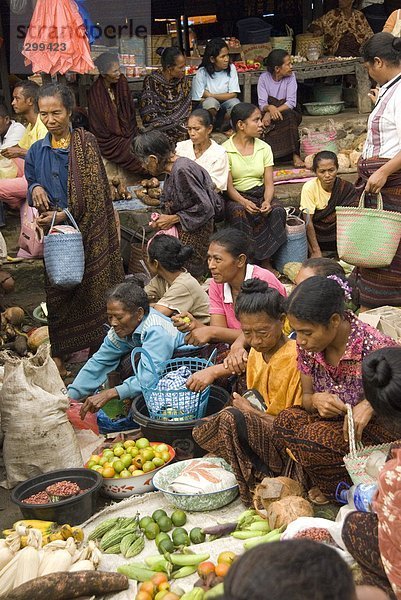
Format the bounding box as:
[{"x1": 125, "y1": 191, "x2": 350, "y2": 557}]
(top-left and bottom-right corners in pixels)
[{"x1": 362, "y1": 74, "x2": 401, "y2": 159}]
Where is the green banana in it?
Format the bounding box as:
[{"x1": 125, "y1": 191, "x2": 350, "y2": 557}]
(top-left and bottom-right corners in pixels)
[
  {"x1": 117, "y1": 562, "x2": 156, "y2": 581},
  {"x1": 243, "y1": 526, "x2": 285, "y2": 550},
  {"x1": 172, "y1": 565, "x2": 198, "y2": 579},
  {"x1": 181, "y1": 589, "x2": 205, "y2": 600},
  {"x1": 231, "y1": 530, "x2": 267, "y2": 539},
  {"x1": 247, "y1": 521, "x2": 270, "y2": 532},
  {"x1": 170, "y1": 552, "x2": 210, "y2": 567},
  {"x1": 204, "y1": 583, "x2": 225, "y2": 599},
  {"x1": 145, "y1": 555, "x2": 171, "y2": 573}
]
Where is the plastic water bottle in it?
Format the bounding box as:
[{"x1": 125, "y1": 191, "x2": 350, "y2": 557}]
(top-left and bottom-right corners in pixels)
[{"x1": 335, "y1": 481, "x2": 378, "y2": 512}]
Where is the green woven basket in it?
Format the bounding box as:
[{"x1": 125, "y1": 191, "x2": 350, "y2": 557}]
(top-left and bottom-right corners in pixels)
[{"x1": 336, "y1": 192, "x2": 401, "y2": 268}]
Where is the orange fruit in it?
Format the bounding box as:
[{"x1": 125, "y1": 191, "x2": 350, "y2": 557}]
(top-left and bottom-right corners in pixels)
[
  {"x1": 102, "y1": 466, "x2": 115, "y2": 478},
  {"x1": 215, "y1": 562, "x2": 230, "y2": 577}
]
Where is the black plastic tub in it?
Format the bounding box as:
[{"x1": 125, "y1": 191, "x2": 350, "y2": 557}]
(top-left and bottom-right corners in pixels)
[
  {"x1": 131, "y1": 385, "x2": 229, "y2": 460},
  {"x1": 11, "y1": 468, "x2": 103, "y2": 525}
]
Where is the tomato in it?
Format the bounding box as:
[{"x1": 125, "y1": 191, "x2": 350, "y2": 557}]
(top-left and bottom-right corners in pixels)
[
  {"x1": 158, "y1": 581, "x2": 170, "y2": 592},
  {"x1": 217, "y1": 551, "x2": 236, "y2": 566},
  {"x1": 151, "y1": 572, "x2": 168, "y2": 587},
  {"x1": 136, "y1": 437, "x2": 150, "y2": 449},
  {"x1": 102, "y1": 466, "x2": 115, "y2": 478},
  {"x1": 215, "y1": 563, "x2": 230, "y2": 577},
  {"x1": 197, "y1": 561, "x2": 215, "y2": 578},
  {"x1": 141, "y1": 448, "x2": 155, "y2": 462},
  {"x1": 140, "y1": 581, "x2": 155, "y2": 595},
  {"x1": 136, "y1": 592, "x2": 153, "y2": 600}
]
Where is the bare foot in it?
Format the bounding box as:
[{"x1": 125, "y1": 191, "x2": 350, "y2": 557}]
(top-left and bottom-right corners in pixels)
[
  {"x1": 308, "y1": 486, "x2": 330, "y2": 505},
  {"x1": 53, "y1": 356, "x2": 71, "y2": 379},
  {"x1": 293, "y1": 154, "x2": 305, "y2": 168}
]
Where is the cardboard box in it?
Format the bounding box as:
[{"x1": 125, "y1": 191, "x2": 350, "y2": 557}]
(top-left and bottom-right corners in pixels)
[{"x1": 358, "y1": 306, "x2": 401, "y2": 341}]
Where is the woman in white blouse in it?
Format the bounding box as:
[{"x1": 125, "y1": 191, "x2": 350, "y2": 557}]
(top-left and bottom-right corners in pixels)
[
  {"x1": 176, "y1": 109, "x2": 229, "y2": 192},
  {"x1": 357, "y1": 32, "x2": 401, "y2": 309}
]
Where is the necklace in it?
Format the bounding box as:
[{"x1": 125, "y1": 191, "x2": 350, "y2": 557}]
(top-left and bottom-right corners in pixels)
[{"x1": 51, "y1": 132, "x2": 71, "y2": 149}]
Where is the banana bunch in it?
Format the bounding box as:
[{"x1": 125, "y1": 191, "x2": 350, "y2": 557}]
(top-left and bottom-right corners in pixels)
[
  {"x1": 232, "y1": 509, "x2": 285, "y2": 549},
  {"x1": 2, "y1": 520, "x2": 84, "y2": 547}
]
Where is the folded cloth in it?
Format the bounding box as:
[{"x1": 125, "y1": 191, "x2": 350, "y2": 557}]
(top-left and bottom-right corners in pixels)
[{"x1": 156, "y1": 366, "x2": 192, "y2": 391}]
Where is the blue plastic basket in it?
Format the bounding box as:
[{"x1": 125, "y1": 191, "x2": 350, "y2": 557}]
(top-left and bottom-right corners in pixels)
[{"x1": 132, "y1": 347, "x2": 216, "y2": 421}]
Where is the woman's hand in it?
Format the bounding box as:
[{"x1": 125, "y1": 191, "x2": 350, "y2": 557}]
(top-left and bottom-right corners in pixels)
[
  {"x1": 241, "y1": 199, "x2": 260, "y2": 214},
  {"x1": 79, "y1": 388, "x2": 117, "y2": 419},
  {"x1": 185, "y1": 326, "x2": 212, "y2": 346},
  {"x1": 365, "y1": 169, "x2": 388, "y2": 194},
  {"x1": 268, "y1": 105, "x2": 283, "y2": 121},
  {"x1": 149, "y1": 214, "x2": 177, "y2": 230},
  {"x1": 262, "y1": 112, "x2": 272, "y2": 127},
  {"x1": 37, "y1": 210, "x2": 66, "y2": 228},
  {"x1": 172, "y1": 312, "x2": 200, "y2": 333},
  {"x1": 32, "y1": 185, "x2": 50, "y2": 212},
  {"x1": 312, "y1": 392, "x2": 347, "y2": 418},
  {"x1": 260, "y1": 200, "x2": 272, "y2": 214},
  {"x1": 368, "y1": 87, "x2": 379, "y2": 105},
  {"x1": 186, "y1": 367, "x2": 216, "y2": 392},
  {"x1": 343, "y1": 399, "x2": 374, "y2": 443},
  {"x1": 232, "y1": 392, "x2": 253, "y2": 412},
  {"x1": 223, "y1": 346, "x2": 248, "y2": 375}
]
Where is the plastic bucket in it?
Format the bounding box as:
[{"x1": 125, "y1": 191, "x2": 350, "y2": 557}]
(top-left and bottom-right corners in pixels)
[
  {"x1": 131, "y1": 385, "x2": 229, "y2": 460},
  {"x1": 11, "y1": 468, "x2": 103, "y2": 525},
  {"x1": 314, "y1": 85, "x2": 343, "y2": 103}
]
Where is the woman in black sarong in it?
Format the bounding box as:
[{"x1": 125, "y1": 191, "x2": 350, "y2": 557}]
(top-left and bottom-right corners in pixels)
[
  {"x1": 299, "y1": 151, "x2": 357, "y2": 256},
  {"x1": 134, "y1": 131, "x2": 223, "y2": 279},
  {"x1": 223, "y1": 103, "x2": 286, "y2": 271}
]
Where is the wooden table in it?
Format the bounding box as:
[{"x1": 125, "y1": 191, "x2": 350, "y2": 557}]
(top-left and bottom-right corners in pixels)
[
  {"x1": 78, "y1": 58, "x2": 371, "y2": 114},
  {"x1": 239, "y1": 58, "x2": 371, "y2": 114}
]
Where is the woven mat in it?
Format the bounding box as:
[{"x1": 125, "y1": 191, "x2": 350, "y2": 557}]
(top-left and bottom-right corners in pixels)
[{"x1": 82, "y1": 491, "x2": 246, "y2": 599}]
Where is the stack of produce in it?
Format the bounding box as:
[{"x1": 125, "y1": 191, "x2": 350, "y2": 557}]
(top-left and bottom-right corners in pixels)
[
  {"x1": 0, "y1": 524, "x2": 129, "y2": 598},
  {"x1": 86, "y1": 439, "x2": 173, "y2": 479},
  {"x1": 136, "y1": 178, "x2": 162, "y2": 207},
  {"x1": 3, "y1": 520, "x2": 84, "y2": 547},
  {"x1": 89, "y1": 516, "x2": 145, "y2": 558}
]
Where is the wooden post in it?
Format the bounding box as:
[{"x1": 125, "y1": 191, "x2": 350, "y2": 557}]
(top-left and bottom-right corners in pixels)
[
  {"x1": 0, "y1": 12, "x2": 11, "y2": 111},
  {"x1": 355, "y1": 62, "x2": 372, "y2": 114}
]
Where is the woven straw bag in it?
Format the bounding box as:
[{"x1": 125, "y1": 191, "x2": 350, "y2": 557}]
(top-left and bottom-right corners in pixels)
[
  {"x1": 336, "y1": 191, "x2": 401, "y2": 268},
  {"x1": 275, "y1": 208, "x2": 309, "y2": 273},
  {"x1": 44, "y1": 209, "x2": 85, "y2": 289},
  {"x1": 343, "y1": 405, "x2": 391, "y2": 486}
]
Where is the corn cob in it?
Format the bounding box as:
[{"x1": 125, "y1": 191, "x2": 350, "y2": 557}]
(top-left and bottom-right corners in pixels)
[
  {"x1": 12, "y1": 545, "x2": 40, "y2": 589},
  {"x1": 104, "y1": 543, "x2": 122, "y2": 554},
  {"x1": 100, "y1": 526, "x2": 139, "y2": 551},
  {"x1": 88, "y1": 518, "x2": 120, "y2": 541},
  {"x1": 120, "y1": 533, "x2": 138, "y2": 558},
  {"x1": 125, "y1": 535, "x2": 145, "y2": 559}
]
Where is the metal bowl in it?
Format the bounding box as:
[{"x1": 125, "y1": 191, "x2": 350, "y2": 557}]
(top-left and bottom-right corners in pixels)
[
  {"x1": 303, "y1": 101, "x2": 344, "y2": 116},
  {"x1": 152, "y1": 457, "x2": 239, "y2": 512}
]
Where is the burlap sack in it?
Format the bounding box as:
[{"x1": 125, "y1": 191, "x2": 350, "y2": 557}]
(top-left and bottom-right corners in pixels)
[{"x1": 0, "y1": 344, "x2": 82, "y2": 488}]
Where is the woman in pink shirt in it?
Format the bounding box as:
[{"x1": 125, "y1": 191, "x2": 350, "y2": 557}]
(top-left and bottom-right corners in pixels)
[{"x1": 173, "y1": 228, "x2": 286, "y2": 346}]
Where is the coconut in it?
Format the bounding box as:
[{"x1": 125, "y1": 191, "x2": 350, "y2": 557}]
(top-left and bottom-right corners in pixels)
[
  {"x1": 254, "y1": 477, "x2": 304, "y2": 515},
  {"x1": 337, "y1": 153, "x2": 350, "y2": 170},
  {"x1": 266, "y1": 496, "x2": 314, "y2": 530},
  {"x1": 27, "y1": 326, "x2": 49, "y2": 351},
  {"x1": 3, "y1": 306, "x2": 24, "y2": 325},
  {"x1": 349, "y1": 150, "x2": 362, "y2": 168},
  {"x1": 304, "y1": 154, "x2": 315, "y2": 170}
]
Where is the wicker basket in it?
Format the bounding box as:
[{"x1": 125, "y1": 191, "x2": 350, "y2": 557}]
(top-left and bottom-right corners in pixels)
[
  {"x1": 295, "y1": 34, "x2": 324, "y2": 58},
  {"x1": 270, "y1": 37, "x2": 293, "y2": 54},
  {"x1": 343, "y1": 405, "x2": 392, "y2": 485}
]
